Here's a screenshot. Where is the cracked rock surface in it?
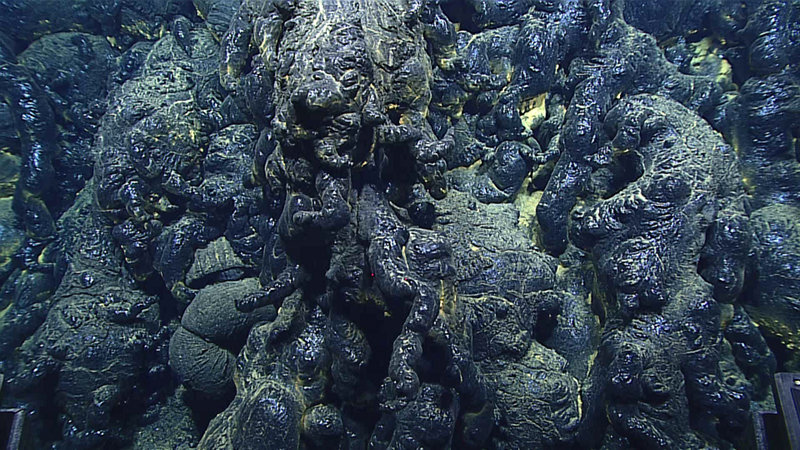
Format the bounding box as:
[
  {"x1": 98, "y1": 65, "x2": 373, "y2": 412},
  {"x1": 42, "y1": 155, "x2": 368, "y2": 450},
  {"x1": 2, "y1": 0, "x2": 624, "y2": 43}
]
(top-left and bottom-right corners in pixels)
[{"x1": 1, "y1": 0, "x2": 799, "y2": 448}]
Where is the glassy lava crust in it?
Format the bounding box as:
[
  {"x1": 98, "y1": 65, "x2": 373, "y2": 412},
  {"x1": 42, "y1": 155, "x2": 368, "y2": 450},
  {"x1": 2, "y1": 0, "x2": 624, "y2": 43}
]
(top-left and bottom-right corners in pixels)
[{"x1": 0, "y1": 0, "x2": 798, "y2": 448}]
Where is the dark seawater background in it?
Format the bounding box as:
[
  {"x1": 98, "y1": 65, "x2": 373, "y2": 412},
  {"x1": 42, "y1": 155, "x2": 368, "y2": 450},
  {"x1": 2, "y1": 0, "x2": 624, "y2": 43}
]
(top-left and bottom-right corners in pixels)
[{"x1": 1, "y1": 0, "x2": 799, "y2": 448}]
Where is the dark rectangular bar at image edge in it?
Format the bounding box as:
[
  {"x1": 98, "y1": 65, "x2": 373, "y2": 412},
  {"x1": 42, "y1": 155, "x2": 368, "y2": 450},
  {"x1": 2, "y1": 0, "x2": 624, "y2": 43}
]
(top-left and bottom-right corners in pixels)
[
  {"x1": 775, "y1": 373, "x2": 800, "y2": 450},
  {"x1": 0, "y1": 408, "x2": 27, "y2": 450},
  {"x1": 749, "y1": 410, "x2": 790, "y2": 450}
]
